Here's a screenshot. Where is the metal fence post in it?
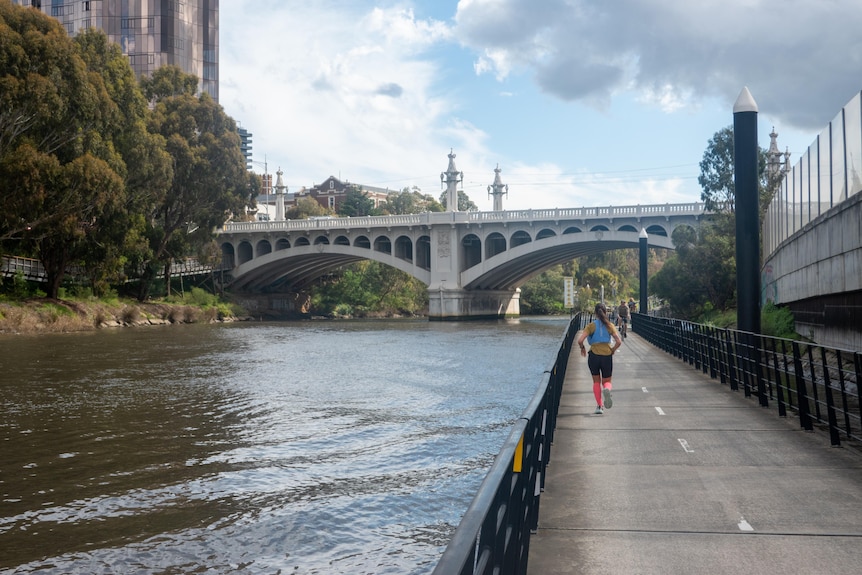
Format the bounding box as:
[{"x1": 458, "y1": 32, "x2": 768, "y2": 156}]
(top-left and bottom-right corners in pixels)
[{"x1": 792, "y1": 341, "x2": 814, "y2": 431}]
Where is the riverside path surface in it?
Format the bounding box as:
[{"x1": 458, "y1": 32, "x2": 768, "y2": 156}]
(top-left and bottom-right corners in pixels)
[{"x1": 527, "y1": 330, "x2": 862, "y2": 575}]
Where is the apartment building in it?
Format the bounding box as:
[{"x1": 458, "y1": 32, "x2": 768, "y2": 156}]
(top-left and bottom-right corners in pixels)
[{"x1": 13, "y1": 0, "x2": 219, "y2": 102}]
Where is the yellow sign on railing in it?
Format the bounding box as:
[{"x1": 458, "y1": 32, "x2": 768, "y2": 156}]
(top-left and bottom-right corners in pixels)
[{"x1": 513, "y1": 434, "x2": 524, "y2": 473}]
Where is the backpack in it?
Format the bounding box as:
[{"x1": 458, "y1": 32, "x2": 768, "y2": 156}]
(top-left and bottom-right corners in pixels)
[{"x1": 587, "y1": 320, "x2": 611, "y2": 345}]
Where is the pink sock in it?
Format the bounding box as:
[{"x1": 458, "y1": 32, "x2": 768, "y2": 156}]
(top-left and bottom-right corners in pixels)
[{"x1": 593, "y1": 382, "x2": 602, "y2": 405}]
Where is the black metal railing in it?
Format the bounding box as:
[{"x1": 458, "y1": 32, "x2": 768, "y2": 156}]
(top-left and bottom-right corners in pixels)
[
  {"x1": 431, "y1": 313, "x2": 586, "y2": 575},
  {"x1": 633, "y1": 313, "x2": 862, "y2": 446}
]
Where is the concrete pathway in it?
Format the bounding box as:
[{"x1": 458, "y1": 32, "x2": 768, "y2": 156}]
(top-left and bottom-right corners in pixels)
[{"x1": 527, "y1": 331, "x2": 862, "y2": 575}]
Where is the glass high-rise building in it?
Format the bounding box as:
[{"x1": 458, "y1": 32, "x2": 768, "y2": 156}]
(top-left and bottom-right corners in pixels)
[{"x1": 13, "y1": 1, "x2": 219, "y2": 102}]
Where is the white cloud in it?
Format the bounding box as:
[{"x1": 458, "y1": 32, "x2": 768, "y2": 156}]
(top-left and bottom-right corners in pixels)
[
  {"x1": 218, "y1": 1, "x2": 856, "y2": 213},
  {"x1": 453, "y1": 0, "x2": 862, "y2": 129}
]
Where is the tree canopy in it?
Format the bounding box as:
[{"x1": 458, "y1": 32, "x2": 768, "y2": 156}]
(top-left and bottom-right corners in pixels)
[
  {"x1": 337, "y1": 187, "x2": 377, "y2": 217},
  {"x1": 382, "y1": 188, "x2": 443, "y2": 214},
  {"x1": 0, "y1": 6, "x2": 127, "y2": 297},
  {"x1": 140, "y1": 66, "x2": 258, "y2": 298},
  {"x1": 439, "y1": 189, "x2": 478, "y2": 211},
  {"x1": 0, "y1": 4, "x2": 254, "y2": 300}
]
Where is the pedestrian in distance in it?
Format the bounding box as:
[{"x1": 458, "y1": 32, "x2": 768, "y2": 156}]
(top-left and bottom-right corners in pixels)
[
  {"x1": 616, "y1": 299, "x2": 630, "y2": 338},
  {"x1": 577, "y1": 303, "x2": 623, "y2": 415}
]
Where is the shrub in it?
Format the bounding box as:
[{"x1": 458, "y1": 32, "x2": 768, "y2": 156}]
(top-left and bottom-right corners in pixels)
[
  {"x1": 761, "y1": 302, "x2": 799, "y2": 339},
  {"x1": 121, "y1": 306, "x2": 140, "y2": 324}
]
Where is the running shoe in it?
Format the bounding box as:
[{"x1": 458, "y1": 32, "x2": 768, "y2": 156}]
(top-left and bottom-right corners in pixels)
[
  {"x1": 594, "y1": 406, "x2": 603, "y2": 415},
  {"x1": 603, "y1": 387, "x2": 613, "y2": 409}
]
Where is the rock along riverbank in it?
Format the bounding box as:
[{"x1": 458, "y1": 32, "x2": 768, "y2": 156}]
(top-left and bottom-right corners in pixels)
[{"x1": 0, "y1": 298, "x2": 248, "y2": 336}]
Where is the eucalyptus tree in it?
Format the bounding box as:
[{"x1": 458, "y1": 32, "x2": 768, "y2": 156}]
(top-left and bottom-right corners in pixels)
[
  {"x1": 382, "y1": 188, "x2": 444, "y2": 214},
  {"x1": 140, "y1": 66, "x2": 258, "y2": 299},
  {"x1": 73, "y1": 30, "x2": 172, "y2": 293},
  {"x1": 0, "y1": 4, "x2": 124, "y2": 297}
]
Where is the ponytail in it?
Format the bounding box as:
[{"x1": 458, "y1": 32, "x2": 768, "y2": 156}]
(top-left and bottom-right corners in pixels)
[{"x1": 594, "y1": 303, "x2": 614, "y2": 332}]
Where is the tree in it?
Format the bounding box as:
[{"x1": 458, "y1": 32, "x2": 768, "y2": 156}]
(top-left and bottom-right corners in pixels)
[
  {"x1": 0, "y1": 5, "x2": 126, "y2": 297},
  {"x1": 140, "y1": 66, "x2": 256, "y2": 299},
  {"x1": 650, "y1": 217, "x2": 736, "y2": 319},
  {"x1": 439, "y1": 189, "x2": 478, "y2": 211},
  {"x1": 698, "y1": 126, "x2": 775, "y2": 216},
  {"x1": 382, "y1": 187, "x2": 443, "y2": 214},
  {"x1": 582, "y1": 267, "x2": 618, "y2": 296},
  {"x1": 520, "y1": 265, "x2": 567, "y2": 315},
  {"x1": 286, "y1": 197, "x2": 331, "y2": 220},
  {"x1": 698, "y1": 127, "x2": 736, "y2": 213},
  {"x1": 73, "y1": 30, "x2": 173, "y2": 294},
  {"x1": 310, "y1": 260, "x2": 427, "y2": 317},
  {"x1": 338, "y1": 187, "x2": 376, "y2": 217}
]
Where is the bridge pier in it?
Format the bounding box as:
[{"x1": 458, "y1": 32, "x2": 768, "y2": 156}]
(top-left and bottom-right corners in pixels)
[{"x1": 428, "y1": 288, "x2": 520, "y2": 321}]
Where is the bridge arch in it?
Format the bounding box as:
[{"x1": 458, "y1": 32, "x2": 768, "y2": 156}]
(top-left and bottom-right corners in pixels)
[
  {"x1": 416, "y1": 235, "x2": 431, "y2": 270},
  {"x1": 334, "y1": 235, "x2": 350, "y2": 246},
  {"x1": 275, "y1": 238, "x2": 290, "y2": 250},
  {"x1": 355, "y1": 235, "x2": 371, "y2": 249},
  {"x1": 536, "y1": 228, "x2": 557, "y2": 240},
  {"x1": 374, "y1": 235, "x2": 392, "y2": 254},
  {"x1": 394, "y1": 235, "x2": 413, "y2": 262},
  {"x1": 238, "y1": 241, "x2": 253, "y2": 265},
  {"x1": 463, "y1": 233, "x2": 482, "y2": 270},
  {"x1": 295, "y1": 237, "x2": 310, "y2": 247},
  {"x1": 645, "y1": 224, "x2": 668, "y2": 237},
  {"x1": 511, "y1": 230, "x2": 532, "y2": 248},
  {"x1": 486, "y1": 232, "x2": 506, "y2": 258},
  {"x1": 314, "y1": 236, "x2": 329, "y2": 245},
  {"x1": 256, "y1": 240, "x2": 272, "y2": 257},
  {"x1": 227, "y1": 244, "x2": 432, "y2": 292}
]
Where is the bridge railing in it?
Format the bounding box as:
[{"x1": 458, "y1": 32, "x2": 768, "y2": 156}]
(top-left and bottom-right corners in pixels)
[
  {"x1": 1, "y1": 255, "x2": 218, "y2": 284},
  {"x1": 218, "y1": 202, "x2": 709, "y2": 234},
  {"x1": 633, "y1": 314, "x2": 861, "y2": 446},
  {"x1": 1, "y1": 256, "x2": 47, "y2": 282},
  {"x1": 431, "y1": 313, "x2": 587, "y2": 575}
]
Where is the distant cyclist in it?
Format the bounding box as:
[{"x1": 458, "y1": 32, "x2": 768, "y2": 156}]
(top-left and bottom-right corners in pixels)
[{"x1": 616, "y1": 300, "x2": 630, "y2": 338}]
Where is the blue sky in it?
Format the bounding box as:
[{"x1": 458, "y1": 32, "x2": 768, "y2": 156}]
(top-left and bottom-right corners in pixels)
[{"x1": 219, "y1": 0, "x2": 862, "y2": 211}]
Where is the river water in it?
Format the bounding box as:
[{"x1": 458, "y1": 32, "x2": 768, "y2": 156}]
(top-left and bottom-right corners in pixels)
[{"x1": 0, "y1": 317, "x2": 569, "y2": 574}]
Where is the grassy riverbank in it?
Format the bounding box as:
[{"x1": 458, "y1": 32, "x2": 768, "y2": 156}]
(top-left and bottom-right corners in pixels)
[{"x1": 0, "y1": 288, "x2": 249, "y2": 335}]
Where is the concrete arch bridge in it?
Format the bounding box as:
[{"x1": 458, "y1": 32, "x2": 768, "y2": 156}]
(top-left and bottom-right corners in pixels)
[{"x1": 217, "y1": 204, "x2": 707, "y2": 319}]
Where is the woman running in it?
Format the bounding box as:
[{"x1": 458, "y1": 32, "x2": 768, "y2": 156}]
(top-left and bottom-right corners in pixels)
[{"x1": 577, "y1": 303, "x2": 623, "y2": 414}]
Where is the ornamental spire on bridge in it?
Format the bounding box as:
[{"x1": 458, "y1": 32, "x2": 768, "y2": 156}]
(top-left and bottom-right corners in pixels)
[
  {"x1": 274, "y1": 167, "x2": 287, "y2": 222},
  {"x1": 766, "y1": 127, "x2": 791, "y2": 181},
  {"x1": 487, "y1": 164, "x2": 508, "y2": 212},
  {"x1": 440, "y1": 149, "x2": 464, "y2": 212}
]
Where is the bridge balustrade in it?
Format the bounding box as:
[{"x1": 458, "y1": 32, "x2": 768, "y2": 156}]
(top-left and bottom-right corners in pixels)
[
  {"x1": 219, "y1": 202, "x2": 709, "y2": 233},
  {"x1": 431, "y1": 314, "x2": 585, "y2": 575},
  {"x1": 633, "y1": 314, "x2": 862, "y2": 446}
]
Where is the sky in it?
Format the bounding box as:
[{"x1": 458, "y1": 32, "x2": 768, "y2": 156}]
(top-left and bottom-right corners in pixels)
[{"x1": 218, "y1": 0, "x2": 862, "y2": 212}]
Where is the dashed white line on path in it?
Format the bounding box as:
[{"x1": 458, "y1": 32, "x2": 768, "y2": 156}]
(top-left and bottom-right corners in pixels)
[
  {"x1": 655, "y1": 407, "x2": 666, "y2": 415},
  {"x1": 678, "y1": 438, "x2": 694, "y2": 453},
  {"x1": 738, "y1": 517, "x2": 754, "y2": 531},
  {"x1": 642, "y1": 387, "x2": 649, "y2": 393}
]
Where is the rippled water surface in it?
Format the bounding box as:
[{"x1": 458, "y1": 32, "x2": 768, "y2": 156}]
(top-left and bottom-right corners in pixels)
[{"x1": 0, "y1": 318, "x2": 568, "y2": 574}]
